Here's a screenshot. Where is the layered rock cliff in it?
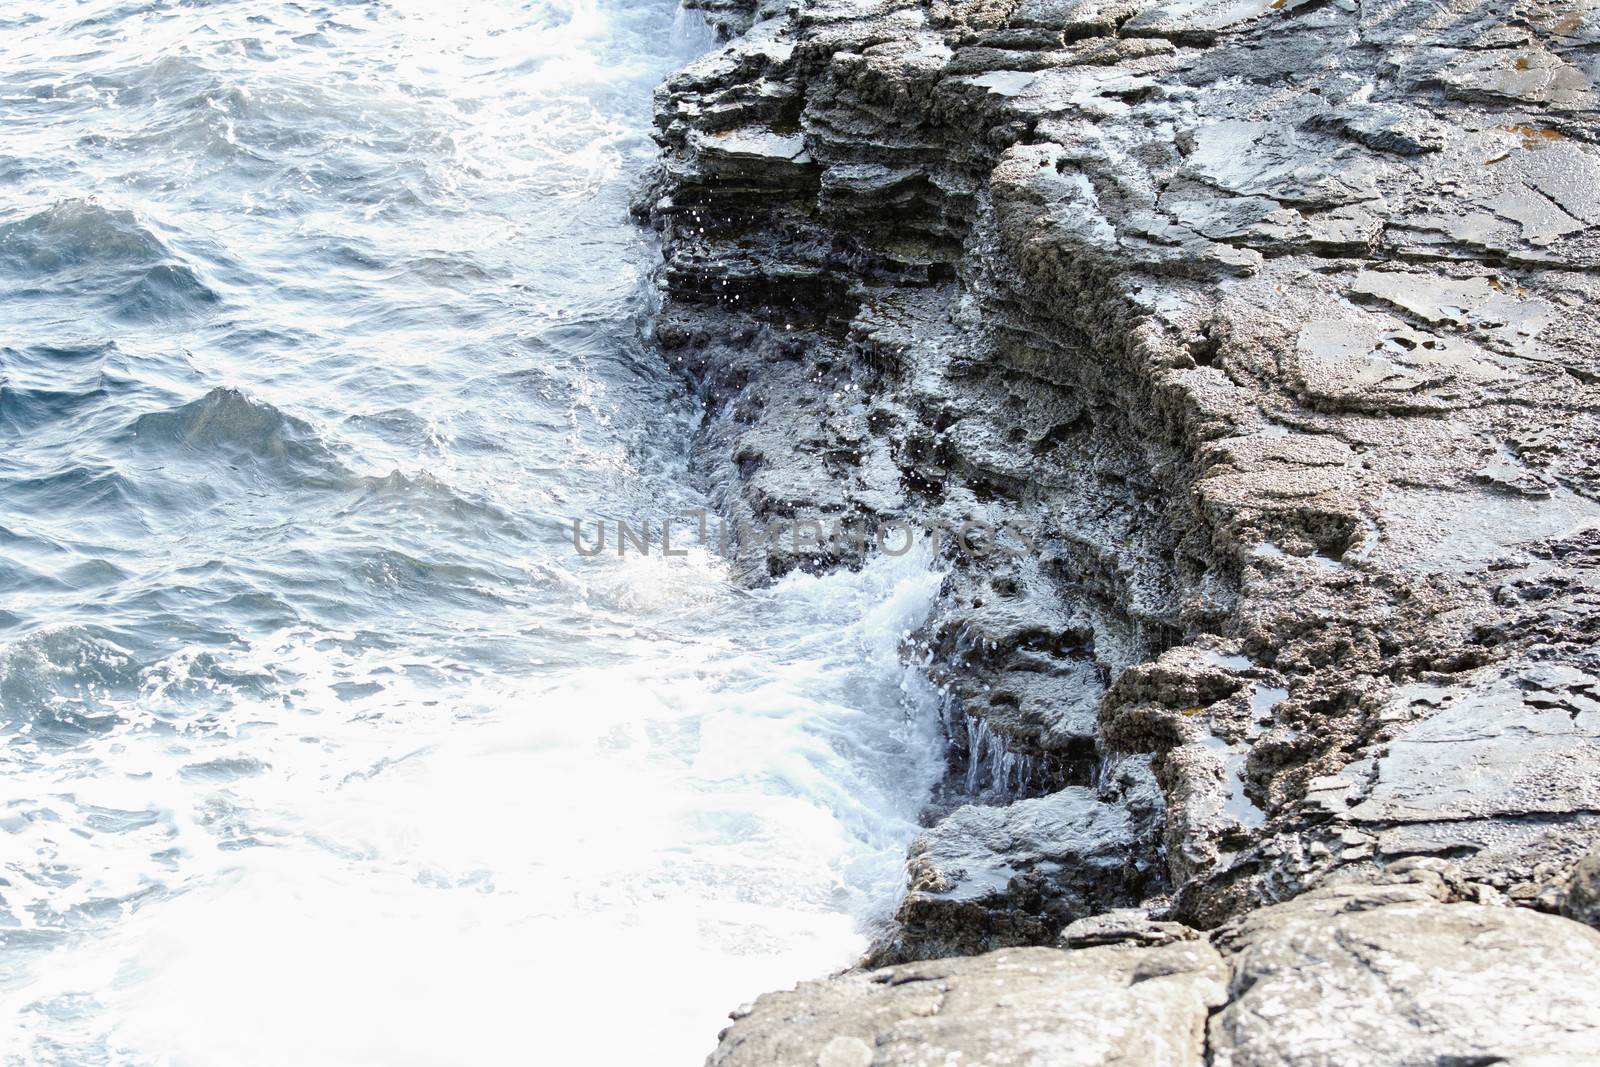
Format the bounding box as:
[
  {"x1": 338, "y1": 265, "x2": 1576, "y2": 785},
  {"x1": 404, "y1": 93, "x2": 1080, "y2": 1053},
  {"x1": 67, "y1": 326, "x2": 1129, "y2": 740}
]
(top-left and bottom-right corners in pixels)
[{"x1": 638, "y1": 0, "x2": 1600, "y2": 1058}]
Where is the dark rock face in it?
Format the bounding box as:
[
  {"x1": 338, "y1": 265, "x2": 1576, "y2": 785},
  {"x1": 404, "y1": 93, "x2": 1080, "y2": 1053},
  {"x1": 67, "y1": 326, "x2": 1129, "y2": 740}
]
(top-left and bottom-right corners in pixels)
[
  {"x1": 881, "y1": 786, "x2": 1149, "y2": 963},
  {"x1": 1566, "y1": 842, "x2": 1600, "y2": 930},
  {"x1": 638, "y1": 0, "x2": 1600, "y2": 1054}
]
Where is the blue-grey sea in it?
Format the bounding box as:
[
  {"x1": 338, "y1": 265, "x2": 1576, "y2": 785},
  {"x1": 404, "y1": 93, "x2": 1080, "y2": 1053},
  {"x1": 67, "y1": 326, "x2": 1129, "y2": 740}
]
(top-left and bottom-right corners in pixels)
[{"x1": 0, "y1": 1, "x2": 943, "y2": 1061}]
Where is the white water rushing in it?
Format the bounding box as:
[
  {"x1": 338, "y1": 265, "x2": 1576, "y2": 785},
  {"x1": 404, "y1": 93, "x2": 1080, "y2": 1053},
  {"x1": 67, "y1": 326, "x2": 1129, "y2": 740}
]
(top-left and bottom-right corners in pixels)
[{"x1": 0, "y1": 1, "x2": 946, "y2": 1062}]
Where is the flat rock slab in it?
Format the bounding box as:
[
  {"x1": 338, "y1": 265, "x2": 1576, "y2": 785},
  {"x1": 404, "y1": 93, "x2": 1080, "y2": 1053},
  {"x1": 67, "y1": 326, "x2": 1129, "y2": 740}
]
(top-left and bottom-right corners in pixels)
[
  {"x1": 1348, "y1": 671, "x2": 1600, "y2": 826},
  {"x1": 709, "y1": 885, "x2": 1600, "y2": 1066},
  {"x1": 709, "y1": 942, "x2": 1228, "y2": 1067},
  {"x1": 1210, "y1": 883, "x2": 1600, "y2": 1066}
]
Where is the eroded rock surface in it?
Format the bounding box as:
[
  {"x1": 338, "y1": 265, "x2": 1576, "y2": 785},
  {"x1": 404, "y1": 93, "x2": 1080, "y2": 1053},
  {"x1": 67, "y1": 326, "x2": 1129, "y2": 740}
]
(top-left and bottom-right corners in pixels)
[
  {"x1": 639, "y1": 0, "x2": 1600, "y2": 1056},
  {"x1": 1565, "y1": 841, "x2": 1600, "y2": 930}
]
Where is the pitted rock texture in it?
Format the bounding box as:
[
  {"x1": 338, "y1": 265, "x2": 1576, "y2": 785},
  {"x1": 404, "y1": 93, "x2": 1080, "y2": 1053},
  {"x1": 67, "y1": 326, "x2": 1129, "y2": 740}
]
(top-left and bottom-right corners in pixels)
[
  {"x1": 1565, "y1": 841, "x2": 1600, "y2": 929},
  {"x1": 640, "y1": 0, "x2": 1600, "y2": 1056}
]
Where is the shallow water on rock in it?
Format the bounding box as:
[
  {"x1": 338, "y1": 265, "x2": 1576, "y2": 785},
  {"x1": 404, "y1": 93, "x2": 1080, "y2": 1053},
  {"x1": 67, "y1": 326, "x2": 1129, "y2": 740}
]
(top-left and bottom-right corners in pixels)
[{"x1": 0, "y1": 1, "x2": 946, "y2": 1061}]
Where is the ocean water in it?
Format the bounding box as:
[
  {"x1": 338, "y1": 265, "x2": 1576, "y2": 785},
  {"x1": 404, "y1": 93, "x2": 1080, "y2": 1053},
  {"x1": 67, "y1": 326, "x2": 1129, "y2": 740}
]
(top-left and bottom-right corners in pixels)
[{"x1": 0, "y1": 1, "x2": 947, "y2": 1062}]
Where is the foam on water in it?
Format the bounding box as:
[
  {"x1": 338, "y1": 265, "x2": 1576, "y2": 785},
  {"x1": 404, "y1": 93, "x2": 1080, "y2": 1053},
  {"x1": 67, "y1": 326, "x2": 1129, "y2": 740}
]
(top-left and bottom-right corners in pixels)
[
  {"x1": 1, "y1": 549, "x2": 946, "y2": 1064},
  {"x1": 0, "y1": 0, "x2": 941, "y2": 1062}
]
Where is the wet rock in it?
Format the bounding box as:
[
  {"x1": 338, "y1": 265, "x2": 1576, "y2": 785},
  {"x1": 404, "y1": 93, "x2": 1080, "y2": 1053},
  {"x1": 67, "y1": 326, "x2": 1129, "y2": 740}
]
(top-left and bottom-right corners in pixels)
[
  {"x1": 1437, "y1": 44, "x2": 1596, "y2": 109},
  {"x1": 689, "y1": 125, "x2": 813, "y2": 180},
  {"x1": 1180, "y1": 120, "x2": 1384, "y2": 208},
  {"x1": 1303, "y1": 105, "x2": 1446, "y2": 156},
  {"x1": 1059, "y1": 909, "x2": 1198, "y2": 948},
  {"x1": 1346, "y1": 670, "x2": 1600, "y2": 829},
  {"x1": 877, "y1": 787, "x2": 1149, "y2": 962},
  {"x1": 1181, "y1": 663, "x2": 1600, "y2": 924},
  {"x1": 649, "y1": 0, "x2": 1600, "y2": 1052},
  {"x1": 1121, "y1": 0, "x2": 1280, "y2": 44}
]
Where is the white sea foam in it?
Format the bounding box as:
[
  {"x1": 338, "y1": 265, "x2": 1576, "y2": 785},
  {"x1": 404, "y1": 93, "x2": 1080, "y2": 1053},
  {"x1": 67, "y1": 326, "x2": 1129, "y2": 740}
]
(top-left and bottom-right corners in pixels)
[
  {"x1": 3, "y1": 547, "x2": 945, "y2": 1064},
  {"x1": 0, "y1": 0, "x2": 947, "y2": 1061}
]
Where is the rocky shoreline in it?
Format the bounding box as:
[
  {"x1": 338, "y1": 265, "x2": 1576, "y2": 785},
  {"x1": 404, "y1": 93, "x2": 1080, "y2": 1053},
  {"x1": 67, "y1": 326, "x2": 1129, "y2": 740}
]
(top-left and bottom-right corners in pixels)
[{"x1": 636, "y1": 0, "x2": 1600, "y2": 1060}]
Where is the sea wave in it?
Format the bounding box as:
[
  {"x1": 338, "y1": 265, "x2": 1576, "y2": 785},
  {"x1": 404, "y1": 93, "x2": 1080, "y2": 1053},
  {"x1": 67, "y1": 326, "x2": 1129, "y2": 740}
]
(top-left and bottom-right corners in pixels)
[
  {"x1": 0, "y1": 200, "x2": 219, "y2": 322},
  {"x1": 0, "y1": 0, "x2": 947, "y2": 1061},
  {"x1": 121, "y1": 386, "x2": 343, "y2": 482}
]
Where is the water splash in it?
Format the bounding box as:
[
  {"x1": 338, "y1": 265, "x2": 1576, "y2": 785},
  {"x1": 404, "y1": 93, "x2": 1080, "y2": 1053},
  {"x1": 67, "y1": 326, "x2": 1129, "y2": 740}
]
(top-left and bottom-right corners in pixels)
[{"x1": 0, "y1": 0, "x2": 946, "y2": 1061}]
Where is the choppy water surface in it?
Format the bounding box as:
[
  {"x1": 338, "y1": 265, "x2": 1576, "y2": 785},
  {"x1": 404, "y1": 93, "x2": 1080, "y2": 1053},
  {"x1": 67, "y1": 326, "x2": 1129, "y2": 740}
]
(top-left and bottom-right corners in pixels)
[{"x1": 0, "y1": 1, "x2": 946, "y2": 1061}]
